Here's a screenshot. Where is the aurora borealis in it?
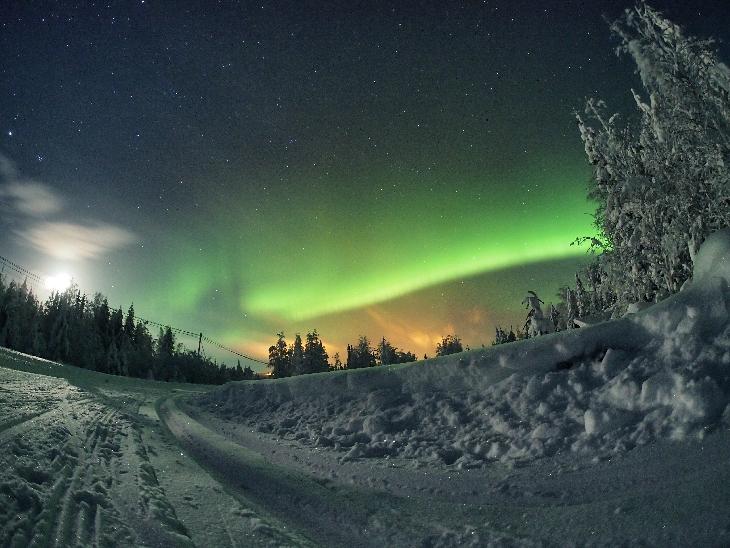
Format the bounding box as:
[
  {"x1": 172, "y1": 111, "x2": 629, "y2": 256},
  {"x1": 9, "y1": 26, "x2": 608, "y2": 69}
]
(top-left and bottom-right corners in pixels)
[{"x1": 1, "y1": 1, "x2": 729, "y2": 367}]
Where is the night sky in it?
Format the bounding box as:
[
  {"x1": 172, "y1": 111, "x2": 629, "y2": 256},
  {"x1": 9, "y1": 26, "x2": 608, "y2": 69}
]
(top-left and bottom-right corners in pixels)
[{"x1": 1, "y1": 1, "x2": 729, "y2": 367}]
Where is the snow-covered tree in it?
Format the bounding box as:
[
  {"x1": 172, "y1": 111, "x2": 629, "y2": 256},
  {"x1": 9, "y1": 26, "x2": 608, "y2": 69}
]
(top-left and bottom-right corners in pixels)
[
  {"x1": 492, "y1": 326, "x2": 510, "y2": 345},
  {"x1": 521, "y1": 291, "x2": 553, "y2": 338},
  {"x1": 548, "y1": 304, "x2": 560, "y2": 331},
  {"x1": 576, "y1": 3, "x2": 730, "y2": 311}
]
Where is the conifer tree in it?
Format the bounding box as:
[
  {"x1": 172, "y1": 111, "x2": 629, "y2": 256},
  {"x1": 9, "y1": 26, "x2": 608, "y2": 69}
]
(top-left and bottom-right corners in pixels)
[
  {"x1": 290, "y1": 333, "x2": 304, "y2": 375},
  {"x1": 346, "y1": 336, "x2": 376, "y2": 369},
  {"x1": 234, "y1": 360, "x2": 244, "y2": 380},
  {"x1": 268, "y1": 332, "x2": 290, "y2": 378},
  {"x1": 377, "y1": 337, "x2": 397, "y2": 366},
  {"x1": 124, "y1": 304, "x2": 136, "y2": 344},
  {"x1": 157, "y1": 326, "x2": 176, "y2": 359},
  {"x1": 303, "y1": 330, "x2": 329, "y2": 373},
  {"x1": 155, "y1": 326, "x2": 176, "y2": 380},
  {"x1": 575, "y1": 3, "x2": 730, "y2": 311},
  {"x1": 47, "y1": 289, "x2": 73, "y2": 364},
  {"x1": 131, "y1": 321, "x2": 154, "y2": 378},
  {"x1": 436, "y1": 334, "x2": 463, "y2": 356}
]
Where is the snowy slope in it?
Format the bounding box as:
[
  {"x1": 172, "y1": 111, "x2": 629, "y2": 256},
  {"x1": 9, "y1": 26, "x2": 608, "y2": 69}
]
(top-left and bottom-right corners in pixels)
[
  {"x1": 0, "y1": 352, "x2": 310, "y2": 547},
  {"x1": 173, "y1": 228, "x2": 730, "y2": 545},
  {"x1": 192, "y1": 230, "x2": 730, "y2": 468},
  {"x1": 1, "y1": 229, "x2": 729, "y2": 547}
]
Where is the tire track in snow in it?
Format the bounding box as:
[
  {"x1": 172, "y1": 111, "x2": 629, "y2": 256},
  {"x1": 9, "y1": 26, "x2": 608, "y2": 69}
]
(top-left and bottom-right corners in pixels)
[
  {"x1": 8, "y1": 397, "x2": 135, "y2": 548},
  {"x1": 131, "y1": 426, "x2": 196, "y2": 547},
  {"x1": 0, "y1": 379, "x2": 93, "y2": 447},
  {"x1": 136, "y1": 417, "x2": 309, "y2": 548},
  {"x1": 0, "y1": 408, "x2": 60, "y2": 443},
  {"x1": 158, "y1": 397, "x2": 420, "y2": 547},
  {"x1": 53, "y1": 405, "x2": 121, "y2": 547},
  {"x1": 1, "y1": 358, "x2": 238, "y2": 546}
]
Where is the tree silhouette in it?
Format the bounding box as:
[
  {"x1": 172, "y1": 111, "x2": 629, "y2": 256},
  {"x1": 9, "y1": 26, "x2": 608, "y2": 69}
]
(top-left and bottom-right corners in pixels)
[
  {"x1": 436, "y1": 334, "x2": 463, "y2": 356},
  {"x1": 346, "y1": 336, "x2": 376, "y2": 369},
  {"x1": 303, "y1": 330, "x2": 329, "y2": 373},
  {"x1": 268, "y1": 332, "x2": 290, "y2": 378}
]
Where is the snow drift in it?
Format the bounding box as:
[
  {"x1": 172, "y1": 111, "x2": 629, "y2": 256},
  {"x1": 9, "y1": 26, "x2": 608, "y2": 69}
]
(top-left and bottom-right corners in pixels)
[{"x1": 190, "y1": 229, "x2": 730, "y2": 467}]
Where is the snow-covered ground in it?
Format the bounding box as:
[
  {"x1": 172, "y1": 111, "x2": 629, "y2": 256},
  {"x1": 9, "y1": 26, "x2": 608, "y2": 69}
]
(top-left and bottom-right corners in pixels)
[{"x1": 2, "y1": 230, "x2": 730, "y2": 546}]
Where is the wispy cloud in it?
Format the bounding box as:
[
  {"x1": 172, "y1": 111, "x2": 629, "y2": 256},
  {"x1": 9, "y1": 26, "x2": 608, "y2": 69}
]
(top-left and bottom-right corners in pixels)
[
  {"x1": 0, "y1": 180, "x2": 64, "y2": 216},
  {"x1": 0, "y1": 153, "x2": 136, "y2": 261},
  {"x1": 366, "y1": 307, "x2": 447, "y2": 351},
  {"x1": 19, "y1": 221, "x2": 135, "y2": 260},
  {"x1": 0, "y1": 155, "x2": 17, "y2": 180}
]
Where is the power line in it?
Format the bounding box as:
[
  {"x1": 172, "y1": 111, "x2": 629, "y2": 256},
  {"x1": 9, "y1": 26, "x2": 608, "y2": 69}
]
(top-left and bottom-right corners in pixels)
[
  {"x1": 0, "y1": 255, "x2": 42, "y2": 293},
  {"x1": 134, "y1": 315, "x2": 266, "y2": 365},
  {"x1": 0, "y1": 254, "x2": 43, "y2": 283},
  {"x1": 0, "y1": 253, "x2": 267, "y2": 365}
]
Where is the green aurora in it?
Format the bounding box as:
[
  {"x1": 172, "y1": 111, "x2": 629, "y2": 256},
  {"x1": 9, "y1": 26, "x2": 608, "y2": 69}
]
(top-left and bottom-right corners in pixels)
[{"x1": 134, "y1": 159, "x2": 595, "y2": 361}]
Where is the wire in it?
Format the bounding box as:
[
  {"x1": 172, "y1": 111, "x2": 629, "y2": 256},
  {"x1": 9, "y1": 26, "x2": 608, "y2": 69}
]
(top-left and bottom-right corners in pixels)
[
  {"x1": 0, "y1": 257, "x2": 41, "y2": 293},
  {"x1": 0, "y1": 255, "x2": 43, "y2": 284}
]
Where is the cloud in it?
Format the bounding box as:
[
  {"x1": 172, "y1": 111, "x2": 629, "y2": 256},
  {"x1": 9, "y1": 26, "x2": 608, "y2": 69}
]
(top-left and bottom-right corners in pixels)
[
  {"x1": 0, "y1": 153, "x2": 136, "y2": 261},
  {"x1": 17, "y1": 221, "x2": 135, "y2": 261},
  {"x1": 0, "y1": 180, "x2": 64, "y2": 216},
  {"x1": 365, "y1": 307, "x2": 446, "y2": 351},
  {"x1": 0, "y1": 154, "x2": 17, "y2": 180}
]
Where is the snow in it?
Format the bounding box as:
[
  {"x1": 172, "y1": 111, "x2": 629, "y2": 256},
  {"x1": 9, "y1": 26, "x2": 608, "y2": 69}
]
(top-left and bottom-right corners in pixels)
[
  {"x1": 692, "y1": 228, "x2": 730, "y2": 283},
  {"x1": 1, "y1": 229, "x2": 730, "y2": 546},
  {"x1": 190, "y1": 229, "x2": 730, "y2": 471},
  {"x1": 0, "y1": 352, "x2": 301, "y2": 547}
]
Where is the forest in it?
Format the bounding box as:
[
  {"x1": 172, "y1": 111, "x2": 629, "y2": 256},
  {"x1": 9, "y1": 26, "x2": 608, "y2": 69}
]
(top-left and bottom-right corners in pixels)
[
  {"x1": 0, "y1": 273, "x2": 463, "y2": 382},
  {"x1": 0, "y1": 279, "x2": 255, "y2": 384}
]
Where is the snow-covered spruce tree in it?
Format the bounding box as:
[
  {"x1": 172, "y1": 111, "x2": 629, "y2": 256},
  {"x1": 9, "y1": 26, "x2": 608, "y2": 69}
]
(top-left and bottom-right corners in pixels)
[{"x1": 576, "y1": 2, "x2": 730, "y2": 312}]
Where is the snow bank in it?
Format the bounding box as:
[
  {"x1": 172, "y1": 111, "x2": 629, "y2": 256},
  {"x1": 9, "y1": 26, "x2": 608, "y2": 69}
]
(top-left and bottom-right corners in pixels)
[{"x1": 190, "y1": 229, "x2": 730, "y2": 467}]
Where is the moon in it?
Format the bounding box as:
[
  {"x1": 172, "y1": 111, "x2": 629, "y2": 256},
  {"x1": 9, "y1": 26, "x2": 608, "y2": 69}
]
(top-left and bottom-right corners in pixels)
[{"x1": 45, "y1": 273, "x2": 72, "y2": 292}]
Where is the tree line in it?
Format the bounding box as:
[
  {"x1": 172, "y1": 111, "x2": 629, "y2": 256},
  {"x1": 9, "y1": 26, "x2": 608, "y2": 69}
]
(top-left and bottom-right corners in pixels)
[
  {"x1": 0, "y1": 278, "x2": 256, "y2": 384},
  {"x1": 266, "y1": 332, "x2": 466, "y2": 378},
  {"x1": 0, "y1": 271, "x2": 469, "y2": 384}
]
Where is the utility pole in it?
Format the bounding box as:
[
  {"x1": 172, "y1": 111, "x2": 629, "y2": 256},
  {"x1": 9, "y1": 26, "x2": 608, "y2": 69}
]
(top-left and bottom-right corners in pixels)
[{"x1": 198, "y1": 332, "x2": 203, "y2": 355}]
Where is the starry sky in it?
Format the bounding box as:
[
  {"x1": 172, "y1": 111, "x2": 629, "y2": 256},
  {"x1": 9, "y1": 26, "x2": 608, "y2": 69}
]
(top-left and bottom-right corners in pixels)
[{"x1": 1, "y1": 1, "x2": 729, "y2": 368}]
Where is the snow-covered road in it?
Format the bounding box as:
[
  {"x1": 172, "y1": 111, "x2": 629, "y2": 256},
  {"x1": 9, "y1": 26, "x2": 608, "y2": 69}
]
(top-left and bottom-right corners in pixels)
[
  {"x1": 2, "y1": 347, "x2": 729, "y2": 547},
  {"x1": 0, "y1": 351, "x2": 312, "y2": 547}
]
